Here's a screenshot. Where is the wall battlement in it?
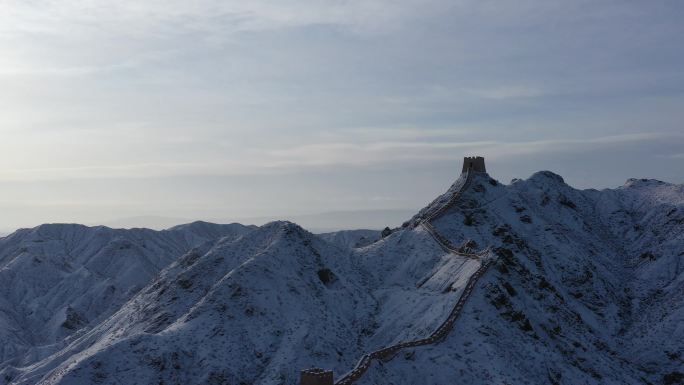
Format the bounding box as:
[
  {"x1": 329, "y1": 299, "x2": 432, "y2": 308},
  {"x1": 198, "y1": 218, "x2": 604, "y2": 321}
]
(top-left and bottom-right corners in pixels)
[
  {"x1": 301, "y1": 368, "x2": 333, "y2": 385},
  {"x1": 462, "y1": 156, "x2": 486, "y2": 173}
]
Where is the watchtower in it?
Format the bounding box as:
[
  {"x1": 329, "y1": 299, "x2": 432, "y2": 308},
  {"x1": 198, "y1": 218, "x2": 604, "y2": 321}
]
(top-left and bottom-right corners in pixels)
[
  {"x1": 300, "y1": 368, "x2": 333, "y2": 385},
  {"x1": 462, "y1": 156, "x2": 486, "y2": 173}
]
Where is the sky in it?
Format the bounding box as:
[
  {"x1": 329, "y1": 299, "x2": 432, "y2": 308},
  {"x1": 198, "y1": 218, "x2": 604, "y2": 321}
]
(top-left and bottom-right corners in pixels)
[{"x1": 1, "y1": 0, "x2": 683, "y2": 232}]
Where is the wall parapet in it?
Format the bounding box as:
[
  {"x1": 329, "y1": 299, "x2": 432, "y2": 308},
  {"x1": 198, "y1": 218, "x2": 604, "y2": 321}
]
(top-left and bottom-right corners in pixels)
[
  {"x1": 301, "y1": 368, "x2": 334, "y2": 385},
  {"x1": 462, "y1": 156, "x2": 486, "y2": 173}
]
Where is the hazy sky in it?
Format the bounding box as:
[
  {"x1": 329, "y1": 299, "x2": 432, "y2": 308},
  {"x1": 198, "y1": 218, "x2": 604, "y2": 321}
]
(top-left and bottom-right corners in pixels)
[{"x1": 1, "y1": 0, "x2": 683, "y2": 232}]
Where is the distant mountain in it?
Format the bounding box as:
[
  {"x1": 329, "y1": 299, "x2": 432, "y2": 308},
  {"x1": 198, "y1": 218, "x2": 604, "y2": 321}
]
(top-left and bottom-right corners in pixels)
[
  {"x1": 98, "y1": 215, "x2": 195, "y2": 230},
  {"x1": 227, "y1": 209, "x2": 417, "y2": 233},
  {"x1": 318, "y1": 229, "x2": 381, "y2": 249},
  {"x1": 98, "y1": 209, "x2": 416, "y2": 234},
  {"x1": 0, "y1": 172, "x2": 682, "y2": 385}
]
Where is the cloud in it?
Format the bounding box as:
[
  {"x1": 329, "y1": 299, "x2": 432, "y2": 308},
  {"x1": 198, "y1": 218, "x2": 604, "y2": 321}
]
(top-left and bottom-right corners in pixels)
[
  {"x1": 0, "y1": 0, "x2": 683, "y2": 230},
  {"x1": 464, "y1": 86, "x2": 547, "y2": 100},
  {"x1": 0, "y1": 0, "x2": 441, "y2": 38},
  {"x1": 260, "y1": 132, "x2": 683, "y2": 169},
  {"x1": 2, "y1": 132, "x2": 676, "y2": 182}
]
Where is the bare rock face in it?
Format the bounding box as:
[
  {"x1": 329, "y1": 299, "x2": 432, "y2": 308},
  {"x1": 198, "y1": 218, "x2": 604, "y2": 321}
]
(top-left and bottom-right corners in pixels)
[{"x1": 61, "y1": 307, "x2": 87, "y2": 331}]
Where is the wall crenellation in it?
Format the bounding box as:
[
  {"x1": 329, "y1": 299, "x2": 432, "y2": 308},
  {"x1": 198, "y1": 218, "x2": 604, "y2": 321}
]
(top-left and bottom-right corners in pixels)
[
  {"x1": 301, "y1": 368, "x2": 334, "y2": 385},
  {"x1": 461, "y1": 156, "x2": 486, "y2": 173}
]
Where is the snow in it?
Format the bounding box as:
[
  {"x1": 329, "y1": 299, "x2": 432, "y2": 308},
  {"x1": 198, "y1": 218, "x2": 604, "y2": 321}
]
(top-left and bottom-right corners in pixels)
[
  {"x1": 317, "y1": 229, "x2": 381, "y2": 249},
  {"x1": 0, "y1": 222, "x2": 254, "y2": 371},
  {"x1": 0, "y1": 171, "x2": 682, "y2": 385}
]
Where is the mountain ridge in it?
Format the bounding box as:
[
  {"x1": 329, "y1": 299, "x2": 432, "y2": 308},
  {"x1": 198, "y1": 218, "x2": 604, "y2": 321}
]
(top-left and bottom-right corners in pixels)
[{"x1": 0, "y1": 170, "x2": 681, "y2": 384}]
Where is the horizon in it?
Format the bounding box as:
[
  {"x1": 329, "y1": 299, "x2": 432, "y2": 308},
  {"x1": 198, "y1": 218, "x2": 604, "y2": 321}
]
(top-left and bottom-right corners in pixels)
[
  {"x1": 1, "y1": 166, "x2": 681, "y2": 236},
  {"x1": 2, "y1": 1, "x2": 684, "y2": 233}
]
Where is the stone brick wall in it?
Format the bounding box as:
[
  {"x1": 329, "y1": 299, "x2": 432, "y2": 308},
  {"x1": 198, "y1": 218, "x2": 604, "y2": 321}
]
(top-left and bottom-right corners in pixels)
[
  {"x1": 301, "y1": 368, "x2": 333, "y2": 385},
  {"x1": 462, "y1": 156, "x2": 486, "y2": 173}
]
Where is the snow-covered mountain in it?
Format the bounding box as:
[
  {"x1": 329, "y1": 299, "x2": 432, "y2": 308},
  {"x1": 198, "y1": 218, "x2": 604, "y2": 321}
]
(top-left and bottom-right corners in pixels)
[
  {"x1": 0, "y1": 171, "x2": 682, "y2": 385},
  {"x1": 317, "y1": 229, "x2": 381, "y2": 249},
  {"x1": 357, "y1": 172, "x2": 684, "y2": 385},
  {"x1": 0, "y1": 222, "x2": 255, "y2": 372}
]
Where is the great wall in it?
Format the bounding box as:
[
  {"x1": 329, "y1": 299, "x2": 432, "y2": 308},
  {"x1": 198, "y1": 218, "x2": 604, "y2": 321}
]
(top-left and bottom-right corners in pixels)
[{"x1": 301, "y1": 156, "x2": 496, "y2": 385}]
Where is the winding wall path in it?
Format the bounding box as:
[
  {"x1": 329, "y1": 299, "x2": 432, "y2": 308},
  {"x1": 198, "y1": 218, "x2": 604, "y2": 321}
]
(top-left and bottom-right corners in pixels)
[{"x1": 333, "y1": 171, "x2": 495, "y2": 385}]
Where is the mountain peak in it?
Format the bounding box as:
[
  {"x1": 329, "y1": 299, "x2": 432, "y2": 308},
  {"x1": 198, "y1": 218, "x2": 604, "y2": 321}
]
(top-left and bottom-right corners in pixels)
[
  {"x1": 260, "y1": 220, "x2": 302, "y2": 233},
  {"x1": 528, "y1": 170, "x2": 565, "y2": 185},
  {"x1": 622, "y1": 177, "x2": 668, "y2": 188}
]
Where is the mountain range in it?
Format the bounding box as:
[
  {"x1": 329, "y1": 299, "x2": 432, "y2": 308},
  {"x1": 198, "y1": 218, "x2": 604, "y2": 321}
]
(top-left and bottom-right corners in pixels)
[{"x1": 0, "y1": 170, "x2": 681, "y2": 385}]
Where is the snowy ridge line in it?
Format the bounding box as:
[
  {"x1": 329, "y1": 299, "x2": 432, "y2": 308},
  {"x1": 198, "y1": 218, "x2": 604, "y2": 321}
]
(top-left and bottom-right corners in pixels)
[
  {"x1": 460, "y1": 191, "x2": 508, "y2": 212},
  {"x1": 420, "y1": 222, "x2": 485, "y2": 259},
  {"x1": 334, "y1": 171, "x2": 492, "y2": 385},
  {"x1": 429, "y1": 170, "x2": 505, "y2": 214},
  {"x1": 425, "y1": 170, "x2": 473, "y2": 223},
  {"x1": 420, "y1": 170, "x2": 485, "y2": 259},
  {"x1": 334, "y1": 258, "x2": 494, "y2": 385}
]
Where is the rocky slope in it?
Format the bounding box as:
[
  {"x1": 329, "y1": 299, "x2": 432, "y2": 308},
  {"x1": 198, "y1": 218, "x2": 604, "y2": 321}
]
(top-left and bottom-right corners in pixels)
[
  {"x1": 358, "y1": 172, "x2": 683, "y2": 385},
  {"x1": 0, "y1": 222, "x2": 255, "y2": 371},
  {"x1": 0, "y1": 171, "x2": 682, "y2": 385},
  {"x1": 317, "y1": 229, "x2": 381, "y2": 249}
]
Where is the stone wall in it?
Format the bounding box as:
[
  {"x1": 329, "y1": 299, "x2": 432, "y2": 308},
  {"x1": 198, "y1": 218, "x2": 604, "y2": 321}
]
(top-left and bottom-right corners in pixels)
[
  {"x1": 462, "y1": 156, "x2": 486, "y2": 173},
  {"x1": 301, "y1": 368, "x2": 333, "y2": 385}
]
